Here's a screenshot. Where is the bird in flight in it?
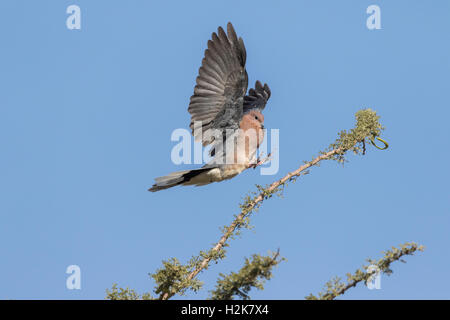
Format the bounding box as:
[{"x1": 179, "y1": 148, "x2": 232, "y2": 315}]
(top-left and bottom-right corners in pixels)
[{"x1": 149, "y1": 22, "x2": 271, "y2": 192}]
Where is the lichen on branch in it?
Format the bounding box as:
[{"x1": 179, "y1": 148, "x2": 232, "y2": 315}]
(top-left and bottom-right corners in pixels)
[
  {"x1": 209, "y1": 250, "x2": 284, "y2": 300},
  {"x1": 306, "y1": 242, "x2": 425, "y2": 300}
]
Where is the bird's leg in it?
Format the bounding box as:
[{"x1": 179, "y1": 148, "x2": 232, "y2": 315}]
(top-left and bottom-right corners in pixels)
[{"x1": 248, "y1": 152, "x2": 272, "y2": 169}]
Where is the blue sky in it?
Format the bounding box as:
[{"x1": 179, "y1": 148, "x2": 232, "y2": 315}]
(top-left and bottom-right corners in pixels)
[{"x1": 0, "y1": 0, "x2": 449, "y2": 299}]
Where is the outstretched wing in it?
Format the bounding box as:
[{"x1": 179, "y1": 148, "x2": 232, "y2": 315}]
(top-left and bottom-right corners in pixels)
[
  {"x1": 243, "y1": 81, "x2": 271, "y2": 113},
  {"x1": 188, "y1": 22, "x2": 248, "y2": 146}
]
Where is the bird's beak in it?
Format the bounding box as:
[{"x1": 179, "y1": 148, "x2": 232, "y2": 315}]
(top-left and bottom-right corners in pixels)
[{"x1": 261, "y1": 124, "x2": 265, "y2": 129}]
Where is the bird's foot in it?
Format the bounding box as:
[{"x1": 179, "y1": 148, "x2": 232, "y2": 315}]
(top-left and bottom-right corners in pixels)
[{"x1": 248, "y1": 152, "x2": 272, "y2": 169}]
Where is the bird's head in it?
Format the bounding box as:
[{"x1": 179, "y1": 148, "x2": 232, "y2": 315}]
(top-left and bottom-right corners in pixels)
[{"x1": 242, "y1": 109, "x2": 265, "y2": 131}]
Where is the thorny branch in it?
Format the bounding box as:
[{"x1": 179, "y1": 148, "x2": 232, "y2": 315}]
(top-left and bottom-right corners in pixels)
[
  {"x1": 160, "y1": 149, "x2": 341, "y2": 299},
  {"x1": 107, "y1": 109, "x2": 407, "y2": 300}
]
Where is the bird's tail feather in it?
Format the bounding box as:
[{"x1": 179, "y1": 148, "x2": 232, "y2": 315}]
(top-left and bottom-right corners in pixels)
[{"x1": 148, "y1": 168, "x2": 212, "y2": 192}]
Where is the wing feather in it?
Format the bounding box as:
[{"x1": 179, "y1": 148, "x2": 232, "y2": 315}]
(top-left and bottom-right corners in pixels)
[
  {"x1": 243, "y1": 80, "x2": 271, "y2": 112},
  {"x1": 188, "y1": 22, "x2": 248, "y2": 146}
]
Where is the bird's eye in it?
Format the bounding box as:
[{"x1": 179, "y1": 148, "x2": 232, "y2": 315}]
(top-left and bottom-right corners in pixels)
[{"x1": 254, "y1": 115, "x2": 258, "y2": 120}]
